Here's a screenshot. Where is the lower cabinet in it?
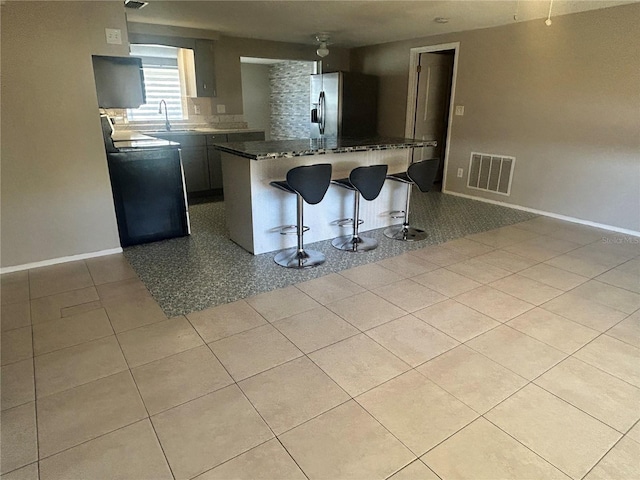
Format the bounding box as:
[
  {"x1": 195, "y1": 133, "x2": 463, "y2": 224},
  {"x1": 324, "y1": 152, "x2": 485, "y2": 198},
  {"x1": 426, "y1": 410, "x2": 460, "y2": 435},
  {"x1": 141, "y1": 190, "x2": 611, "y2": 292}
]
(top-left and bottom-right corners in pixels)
[
  {"x1": 205, "y1": 131, "x2": 265, "y2": 193},
  {"x1": 180, "y1": 147, "x2": 210, "y2": 192},
  {"x1": 151, "y1": 131, "x2": 264, "y2": 195},
  {"x1": 207, "y1": 147, "x2": 223, "y2": 190},
  {"x1": 205, "y1": 134, "x2": 227, "y2": 192}
]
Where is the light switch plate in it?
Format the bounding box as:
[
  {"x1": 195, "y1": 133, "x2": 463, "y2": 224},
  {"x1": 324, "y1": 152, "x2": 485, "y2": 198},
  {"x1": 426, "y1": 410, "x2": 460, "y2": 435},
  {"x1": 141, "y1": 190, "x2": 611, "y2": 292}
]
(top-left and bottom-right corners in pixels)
[
  {"x1": 455, "y1": 105, "x2": 465, "y2": 116},
  {"x1": 216, "y1": 104, "x2": 226, "y2": 114},
  {"x1": 457, "y1": 168, "x2": 464, "y2": 178},
  {"x1": 105, "y1": 28, "x2": 122, "y2": 45}
]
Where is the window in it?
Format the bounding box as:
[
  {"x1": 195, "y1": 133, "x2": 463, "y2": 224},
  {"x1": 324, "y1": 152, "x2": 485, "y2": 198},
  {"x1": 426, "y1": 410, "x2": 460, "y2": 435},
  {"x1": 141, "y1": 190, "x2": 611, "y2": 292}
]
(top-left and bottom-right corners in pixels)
[{"x1": 127, "y1": 44, "x2": 193, "y2": 122}]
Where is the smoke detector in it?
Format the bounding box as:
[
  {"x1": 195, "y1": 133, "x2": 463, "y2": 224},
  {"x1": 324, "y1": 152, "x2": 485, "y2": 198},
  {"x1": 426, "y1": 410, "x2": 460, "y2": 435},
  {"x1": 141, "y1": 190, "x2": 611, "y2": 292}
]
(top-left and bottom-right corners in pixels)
[{"x1": 124, "y1": 0, "x2": 148, "y2": 9}]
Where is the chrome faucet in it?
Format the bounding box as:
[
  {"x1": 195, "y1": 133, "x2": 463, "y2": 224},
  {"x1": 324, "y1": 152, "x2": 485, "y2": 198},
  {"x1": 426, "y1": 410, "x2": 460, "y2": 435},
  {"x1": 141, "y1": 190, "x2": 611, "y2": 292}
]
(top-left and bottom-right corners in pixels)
[{"x1": 158, "y1": 99, "x2": 171, "y2": 131}]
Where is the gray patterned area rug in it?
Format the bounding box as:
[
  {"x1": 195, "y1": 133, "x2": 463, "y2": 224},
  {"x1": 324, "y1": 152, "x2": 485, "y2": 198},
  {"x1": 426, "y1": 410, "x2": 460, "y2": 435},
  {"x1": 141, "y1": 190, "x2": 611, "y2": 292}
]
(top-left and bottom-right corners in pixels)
[{"x1": 124, "y1": 189, "x2": 537, "y2": 317}]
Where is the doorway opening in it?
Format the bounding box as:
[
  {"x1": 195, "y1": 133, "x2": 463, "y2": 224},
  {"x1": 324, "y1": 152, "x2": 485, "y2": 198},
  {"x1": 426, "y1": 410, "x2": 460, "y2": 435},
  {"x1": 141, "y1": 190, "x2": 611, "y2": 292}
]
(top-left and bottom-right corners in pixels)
[
  {"x1": 240, "y1": 57, "x2": 317, "y2": 140},
  {"x1": 405, "y1": 43, "x2": 459, "y2": 191}
]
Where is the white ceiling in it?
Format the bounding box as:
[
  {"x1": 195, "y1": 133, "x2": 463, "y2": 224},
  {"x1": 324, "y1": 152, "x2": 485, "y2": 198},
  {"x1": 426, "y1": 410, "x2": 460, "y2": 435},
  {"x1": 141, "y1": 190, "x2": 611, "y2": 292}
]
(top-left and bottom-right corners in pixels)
[{"x1": 125, "y1": 0, "x2": 637, "y2": 48}]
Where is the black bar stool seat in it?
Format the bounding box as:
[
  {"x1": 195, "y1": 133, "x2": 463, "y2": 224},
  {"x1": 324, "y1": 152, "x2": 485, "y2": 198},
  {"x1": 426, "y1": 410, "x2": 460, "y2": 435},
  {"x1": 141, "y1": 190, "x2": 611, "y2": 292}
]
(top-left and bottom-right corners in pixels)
[
  {"x1": 384, "y1": 158, "x2": 439, "y2": 241},
  {"x1": 270, "y1": 163, "x2": 332, "y2": 268},
  {"x1": 331, "y1": 164, "x2": 388, "y2": 252}
]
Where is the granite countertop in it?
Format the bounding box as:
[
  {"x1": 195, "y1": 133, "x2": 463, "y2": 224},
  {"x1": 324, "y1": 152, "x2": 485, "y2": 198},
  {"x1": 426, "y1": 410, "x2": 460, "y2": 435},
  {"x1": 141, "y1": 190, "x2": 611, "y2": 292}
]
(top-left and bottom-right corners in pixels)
[
  {"x1": 113, "y1": 139, "x2": 180, "y2": 150},
  {"x1": 112, "y1": 131, "x2": 159, "y2": 142},
  {"x1": 111, "y1": 127, "x2": 262, "y2": 149},
  {"x1": 113, "y1": 127, "x2": 264, "y2": 138},
  {"x1": 213, "y1": 136, "x2": 437, "y2": 160},
  {"x1": 111, "y1": 131, "x2": 179, "y2": 150}
]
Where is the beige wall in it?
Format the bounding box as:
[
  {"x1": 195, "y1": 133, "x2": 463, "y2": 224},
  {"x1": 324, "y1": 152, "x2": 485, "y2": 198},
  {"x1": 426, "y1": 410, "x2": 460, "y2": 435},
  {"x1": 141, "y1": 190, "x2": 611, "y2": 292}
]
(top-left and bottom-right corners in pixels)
[
  {"x1": 1, "y1": 1, "x2": 130, "y2": 268},
  {"x1": 352, "y1": 4, "x2": 640, "y2": 232},
  {"x1": 241, "y1": 63, "x2": 272, "y2": 138}
]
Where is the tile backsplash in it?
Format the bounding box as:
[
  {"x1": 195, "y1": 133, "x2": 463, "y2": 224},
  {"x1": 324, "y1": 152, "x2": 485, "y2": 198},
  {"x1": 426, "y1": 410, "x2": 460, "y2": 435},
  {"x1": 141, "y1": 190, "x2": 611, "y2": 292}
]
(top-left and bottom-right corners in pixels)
[
  {"x1": 105, "y1": 103, "x2": 247, "y2": 131},
  {"x1": 269, "y1": 61, "x2": 314, "y2": 140}
]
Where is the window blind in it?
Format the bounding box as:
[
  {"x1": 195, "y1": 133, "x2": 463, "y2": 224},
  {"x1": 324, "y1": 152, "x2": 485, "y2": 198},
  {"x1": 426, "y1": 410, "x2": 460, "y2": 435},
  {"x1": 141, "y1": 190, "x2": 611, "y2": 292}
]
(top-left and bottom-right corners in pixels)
[{"x1": 127, "y1": 54, "x2": 184, "y2": 121}]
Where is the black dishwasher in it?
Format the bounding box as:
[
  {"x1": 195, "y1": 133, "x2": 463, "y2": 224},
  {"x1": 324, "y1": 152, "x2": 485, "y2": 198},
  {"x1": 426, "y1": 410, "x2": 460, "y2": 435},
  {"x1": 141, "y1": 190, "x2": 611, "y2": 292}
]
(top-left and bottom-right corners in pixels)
[{"x1": 107, "y1": 148, "x2": 190, "y2": 247}]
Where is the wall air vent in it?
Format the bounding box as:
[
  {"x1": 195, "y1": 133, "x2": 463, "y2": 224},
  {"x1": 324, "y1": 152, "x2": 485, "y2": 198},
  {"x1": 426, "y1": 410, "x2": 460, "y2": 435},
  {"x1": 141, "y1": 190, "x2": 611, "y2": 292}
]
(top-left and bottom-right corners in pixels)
[
  {"x1": 467, "y1": 152, "x2": 515, "y2": 196},
  {"x1": 124, "y1": 0, "x2": 148, "y2": 9}
]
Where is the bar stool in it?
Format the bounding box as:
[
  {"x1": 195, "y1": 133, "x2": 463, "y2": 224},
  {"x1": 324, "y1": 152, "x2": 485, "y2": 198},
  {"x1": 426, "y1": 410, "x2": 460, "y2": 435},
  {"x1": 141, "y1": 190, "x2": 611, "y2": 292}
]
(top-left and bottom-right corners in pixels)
[
  {"x1": 384, "y1": 158, "x2": 439, "y2": 241},
  {"x1": 270, "y1": 163, "x2": 332, "y2": 268},
  {"x1": 331, "y1": 164, "x2": 388, "y2": 252}
]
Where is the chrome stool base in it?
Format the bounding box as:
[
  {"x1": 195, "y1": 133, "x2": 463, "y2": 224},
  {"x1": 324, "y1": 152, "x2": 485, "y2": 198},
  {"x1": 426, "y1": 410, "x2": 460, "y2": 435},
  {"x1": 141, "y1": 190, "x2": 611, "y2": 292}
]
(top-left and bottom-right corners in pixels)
[
  {"x1": 274, "y1": 248, "x2": 326, "y2": 268},
  {"x1": 384, "y1": 225, "x2": 428, "y2": 242},
  {"x1": 385, "y1": 159, "x2": 439, "y2": 243},
  {"x1": 331, "y1": 235, "x2": 378, "y2": 252}
]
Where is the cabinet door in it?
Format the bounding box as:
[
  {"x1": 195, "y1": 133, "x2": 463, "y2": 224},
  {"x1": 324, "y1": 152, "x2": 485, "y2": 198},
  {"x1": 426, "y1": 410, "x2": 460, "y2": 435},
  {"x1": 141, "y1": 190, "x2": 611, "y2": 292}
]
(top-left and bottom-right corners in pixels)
[
  {"x1": 180, "y1": 147, "x2": 209, "y2": 193},
  {"x1": 227, "y1": 131, "x2": 265, "y2": 142},
  {"x1": 194, "y1": 39, "x2": 216, "y2": 97},
  {"x1": 207, "y1": 147, "x2": 223, "y2": 190}
]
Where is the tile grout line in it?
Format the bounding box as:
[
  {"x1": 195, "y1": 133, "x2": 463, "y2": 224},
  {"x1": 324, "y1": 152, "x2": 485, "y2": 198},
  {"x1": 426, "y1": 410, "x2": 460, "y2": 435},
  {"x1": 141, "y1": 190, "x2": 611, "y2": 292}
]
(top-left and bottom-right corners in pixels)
[
  {"x1": 28, "y1": 267, "x2": 41, "y2": 480},
  {"x1": 478, "y1": 414, "x2": 576, "y2": 479},
  {"x1": 109, "y1": 317, "x2": 178, "y2": 480},
  {"x1": 182, "y1": 312, "x2": 315, "y2": 478},
  {"x1": 187, "y1": 295, "x2": 424, "y2": 478},
  {"x1": 578, "y1": 432, "x2": 630, "y2": 480}
]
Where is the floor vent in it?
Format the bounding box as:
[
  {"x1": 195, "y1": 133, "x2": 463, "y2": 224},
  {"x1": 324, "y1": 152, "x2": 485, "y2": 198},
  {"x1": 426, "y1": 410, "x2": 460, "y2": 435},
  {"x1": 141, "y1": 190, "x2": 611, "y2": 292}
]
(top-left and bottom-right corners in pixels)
[{"x1": 467, "y1": 152, "x2": 515, "y2": 196}]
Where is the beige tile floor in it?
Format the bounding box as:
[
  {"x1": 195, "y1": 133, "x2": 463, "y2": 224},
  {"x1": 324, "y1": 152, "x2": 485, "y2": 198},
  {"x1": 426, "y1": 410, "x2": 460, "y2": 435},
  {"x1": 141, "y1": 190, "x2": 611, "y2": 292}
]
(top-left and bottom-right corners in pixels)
[{"x1": 1, "y1": 216, "x2": 639, "y2": 480}]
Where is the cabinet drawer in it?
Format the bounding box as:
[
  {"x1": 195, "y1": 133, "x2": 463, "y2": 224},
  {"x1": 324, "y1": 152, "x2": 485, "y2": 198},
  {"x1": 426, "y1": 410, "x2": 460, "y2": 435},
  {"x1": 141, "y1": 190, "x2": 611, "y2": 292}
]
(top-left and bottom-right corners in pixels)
[
  {"x1": 227, "y1": 131, "x2": 265, "y2": 142},
  {"x1": 205, "y1": 133, "x2": 228, "y2": 146}
]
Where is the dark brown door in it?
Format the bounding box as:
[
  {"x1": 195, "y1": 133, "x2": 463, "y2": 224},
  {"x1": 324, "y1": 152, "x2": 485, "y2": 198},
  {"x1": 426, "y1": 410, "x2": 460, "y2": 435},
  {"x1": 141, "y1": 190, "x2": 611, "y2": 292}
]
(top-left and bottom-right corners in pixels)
[{"x1": 413, "y1": 51, "x2": 454, "y2": 181}]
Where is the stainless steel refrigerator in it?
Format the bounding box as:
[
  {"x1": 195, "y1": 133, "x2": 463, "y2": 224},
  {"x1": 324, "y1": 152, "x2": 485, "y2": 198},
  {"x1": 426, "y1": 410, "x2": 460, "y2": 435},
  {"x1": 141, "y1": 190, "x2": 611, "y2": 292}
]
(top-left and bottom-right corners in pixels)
[{"x1": 310, "y1": 72, "x2": 378, "y2": 138}]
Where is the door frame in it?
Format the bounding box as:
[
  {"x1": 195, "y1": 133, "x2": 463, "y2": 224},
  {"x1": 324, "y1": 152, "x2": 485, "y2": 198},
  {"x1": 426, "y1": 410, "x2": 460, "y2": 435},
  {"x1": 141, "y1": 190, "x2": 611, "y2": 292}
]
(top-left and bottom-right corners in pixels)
[{"x1": 404, "y1": 42, "x2": 459, "y2": 192}]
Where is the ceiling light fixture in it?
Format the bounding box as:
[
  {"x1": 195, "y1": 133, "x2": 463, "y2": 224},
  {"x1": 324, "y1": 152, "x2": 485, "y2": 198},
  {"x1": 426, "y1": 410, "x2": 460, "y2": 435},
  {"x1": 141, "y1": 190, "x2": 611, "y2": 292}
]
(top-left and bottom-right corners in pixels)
[
  {"x1": 434, "y1": 17, "x2": 449, "y2": 24},
  {"x1": 315, "y1": 33, "x2": 330, "y2": 58},
  {"x1": 545, "y1": 0, "x2": 554, "y2": 26}
]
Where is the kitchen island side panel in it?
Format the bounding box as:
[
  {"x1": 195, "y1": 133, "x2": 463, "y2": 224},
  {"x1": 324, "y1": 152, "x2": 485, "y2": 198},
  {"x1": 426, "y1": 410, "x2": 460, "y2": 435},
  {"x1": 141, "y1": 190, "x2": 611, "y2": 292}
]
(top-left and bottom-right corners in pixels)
[{"x1": 221, "y1": 153, "x2": 255, "y2": 253}]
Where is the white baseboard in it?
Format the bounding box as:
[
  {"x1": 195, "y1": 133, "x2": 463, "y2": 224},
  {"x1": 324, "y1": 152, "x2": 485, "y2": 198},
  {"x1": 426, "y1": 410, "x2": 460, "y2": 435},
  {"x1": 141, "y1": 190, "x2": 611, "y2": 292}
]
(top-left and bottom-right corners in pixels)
[
  {"x1": 443, "y1": 189, "x2": 640, "y2": 237},
  {"x1": 1, "y1": 247, "x2": 124, "y2": 275}
]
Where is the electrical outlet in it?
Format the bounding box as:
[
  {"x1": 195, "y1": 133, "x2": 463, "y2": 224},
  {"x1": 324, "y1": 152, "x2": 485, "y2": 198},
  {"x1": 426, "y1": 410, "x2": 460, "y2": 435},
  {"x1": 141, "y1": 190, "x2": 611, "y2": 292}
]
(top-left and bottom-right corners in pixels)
[
  {"x1": 455, "y1": 105, "x2": 465, "y2": 116},
  {"x1": 105, "y1": 28, "x2": 122, "y2": 45},
  {"x1": 457, "y1": 168, "x2": 464, "y2": 178},
  {"x1": 216, "y1": 104, "x2": 226, "y2": 114},
  {"x1": 193, "y1": 105, "x2": 201, "y2": 115}
]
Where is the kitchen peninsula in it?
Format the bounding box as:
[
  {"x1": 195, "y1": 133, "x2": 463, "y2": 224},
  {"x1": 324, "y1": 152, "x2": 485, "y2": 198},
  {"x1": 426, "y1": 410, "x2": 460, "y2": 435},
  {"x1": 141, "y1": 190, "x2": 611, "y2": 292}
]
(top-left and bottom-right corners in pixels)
[{"x1": 215, "y1": 136, "x2": 437, "y2": 254}]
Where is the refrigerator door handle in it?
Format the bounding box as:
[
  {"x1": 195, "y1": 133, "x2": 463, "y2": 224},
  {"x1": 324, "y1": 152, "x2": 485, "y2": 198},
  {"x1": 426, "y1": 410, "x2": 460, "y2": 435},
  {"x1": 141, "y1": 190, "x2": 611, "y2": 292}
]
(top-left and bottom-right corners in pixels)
[{"x1": 319, "y1": 91, "x2": 326, "y2": 135}]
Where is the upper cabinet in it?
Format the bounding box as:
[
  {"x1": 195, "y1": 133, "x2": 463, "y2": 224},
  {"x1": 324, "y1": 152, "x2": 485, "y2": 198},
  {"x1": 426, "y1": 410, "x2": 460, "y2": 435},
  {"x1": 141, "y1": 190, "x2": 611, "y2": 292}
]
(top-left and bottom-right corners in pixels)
[
  {"x1": 128, "y1": 32, "x2": 217, "y2": 98},
  {"x1": 92, "y1": 55, "x2": 146, "y2": 108},
  {"x1": 194, "y1": 39, "x2": 216, "y2": 97}
]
